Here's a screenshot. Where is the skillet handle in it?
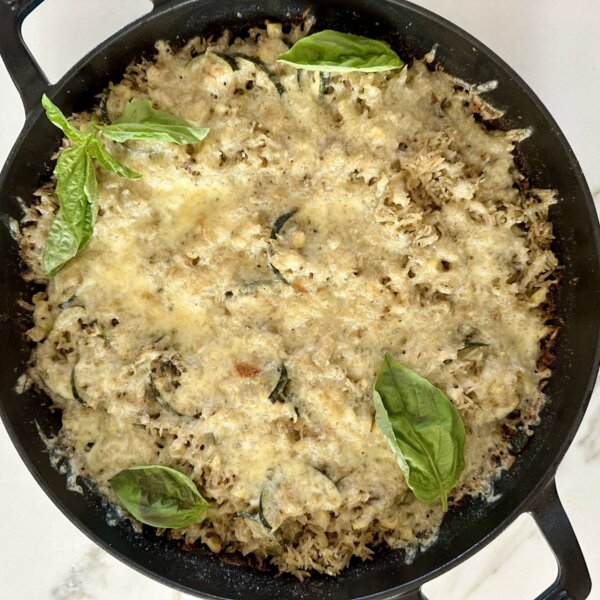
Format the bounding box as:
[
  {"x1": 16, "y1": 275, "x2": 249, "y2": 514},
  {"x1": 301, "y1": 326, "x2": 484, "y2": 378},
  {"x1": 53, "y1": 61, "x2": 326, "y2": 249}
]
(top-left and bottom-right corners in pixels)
[
  {"x1": 150, "y1": 0, "x2": 175, "y2": 9},
  {"x1": 0, "y1": 0, "x2": 170, "y2": 114},
  {"x1": 0, "y1": 0, "x2": 50, "y2": 115},
  {"x1": 394, "y1": 590, "x2": 428, "y2": 599},
  {"x1": 530, "y1": 479, "x2": 591, "y2": 600}
]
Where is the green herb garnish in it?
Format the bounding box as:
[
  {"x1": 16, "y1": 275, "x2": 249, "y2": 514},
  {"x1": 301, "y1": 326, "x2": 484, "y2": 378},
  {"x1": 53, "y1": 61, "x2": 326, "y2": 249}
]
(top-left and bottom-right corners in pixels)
[
  {"x1": 277, "y1": 30, "x2": 404, "y2": 73},
  {"x1": 373, "y1": 353, "x2": 465, "y2": 511},
  {"x1": 41, "y1": 95, "x2": 209, "y2": 275},
  {"x1": 42, "y1": 142, "x2": 99, "y2": 275},
  {"x1": 102, "y1": 100, "x2": 209, "y2": 144},
  {"x1": 109, "y1": 465, "x2": 209, "y2": 528}
]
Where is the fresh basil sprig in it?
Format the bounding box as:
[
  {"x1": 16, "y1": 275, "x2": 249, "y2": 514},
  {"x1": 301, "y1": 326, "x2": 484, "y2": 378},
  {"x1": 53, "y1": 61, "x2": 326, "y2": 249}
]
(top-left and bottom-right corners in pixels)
[
  {"x1": 277, "y1": 30, "x2": 404, "y2": 73},
  {"x1": 373, "y1": 353, "x2": 465, "y2": 511},
  {"x1": 40, "y1": 95, "x2": 209, "y2": 275},
  {"x1": 109, "y1": 465, "x2": 209, "y2": 528}
]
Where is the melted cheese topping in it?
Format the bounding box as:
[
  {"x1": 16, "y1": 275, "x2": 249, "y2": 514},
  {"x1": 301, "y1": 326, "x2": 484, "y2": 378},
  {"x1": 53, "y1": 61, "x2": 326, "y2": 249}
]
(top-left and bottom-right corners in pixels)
[{"x1": 20, "y1": 21, "x2": 557, "y2": 578}]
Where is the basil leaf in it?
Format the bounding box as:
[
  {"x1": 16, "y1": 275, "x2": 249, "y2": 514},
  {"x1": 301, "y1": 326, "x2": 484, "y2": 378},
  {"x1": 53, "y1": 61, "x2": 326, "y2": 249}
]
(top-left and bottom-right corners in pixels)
[
  {"x1": 78, "y1": 149, "x2": 98, "y2": 250},
  {"x1": 54, "y1": 145, "x2": 93, "y2": 235},
  {"x1": 42, "y1": 145, "x2": 98, "y2": 274},
  {"x1": 102, "y1": 100, "x2": 209, "y2": 144},
  {"x1": 42, "y1": 209, "x2": 81, "y2": 275},
  {"x1": 109, "y1": 465, "x2": 209, "y2": 528},
  {"x1": 42, "y1": 94, "x2": 87, "y2": 144},
  {"x1": 87, "y1": 138, "x2": 141, "y2": 179},
  {"x1": 373, "y1": 353, "x2": 465, "y2": 511},
  {"x1": 277, "y1": 30, "x2": 404, "y2": 73}
]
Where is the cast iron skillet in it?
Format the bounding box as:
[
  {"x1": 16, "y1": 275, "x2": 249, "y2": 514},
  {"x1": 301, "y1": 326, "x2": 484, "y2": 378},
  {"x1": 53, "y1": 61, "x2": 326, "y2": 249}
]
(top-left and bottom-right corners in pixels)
[{"x1": 0, "y1": 1, "x2": 599, "y2": 598}]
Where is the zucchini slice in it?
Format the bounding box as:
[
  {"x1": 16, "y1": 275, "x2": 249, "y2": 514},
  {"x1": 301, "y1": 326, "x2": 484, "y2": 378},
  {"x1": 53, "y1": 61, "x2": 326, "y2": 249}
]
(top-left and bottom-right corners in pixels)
[
  {"x1": 267, "y1": 210, "x2": 297, "y2": 285},
  {"x1": 187, "y1": 50, "x2": 238, "y2": 71},
  {"x1": 319, "y1": 72, "x2": 331, "y2": 96},
  {"x1": 258, "y1": 488, "x2": 275, "y2": 531},
  {"x1": 237, "y1": 488, "x2": 274, "y2": 531},
  {"x1": 457, "y1": 341, "x2": 489, "y2": 356},
  {"x1": 238, "y1": 279, "x2": 274, "y2": 295},
  {"x1": 268, "y1": 364, "x2": 288, "y2": 403},
  {"x1": 239, "y1": 488, "x2": 285, "y2": 545},
  {"x1": 58, "y1": 297, "x2": 85, "y2": 310},
  {"x1": 146, "y1": 374, "x2": 186, "y2": 417},
  {"x1": 267, "y1": 249, "x2": 289, "y2": 284},
  {"x1": 70, "y1": 367, "x2": 87, "y2": 406},
  {"x1": 230, "y1": 52, "x2": 285, "y2": 95},
  {"x1": 270, "y1": 209, "x2": 297, "y2": 240},
  {"x1": 212, "y1": 51, "x2": 239, "y2": 71}
]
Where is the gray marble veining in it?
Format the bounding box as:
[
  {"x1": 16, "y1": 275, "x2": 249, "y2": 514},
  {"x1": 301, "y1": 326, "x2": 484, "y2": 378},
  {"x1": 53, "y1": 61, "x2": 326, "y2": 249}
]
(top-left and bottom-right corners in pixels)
[{"x1": 51, "y1": 548, "x2": 109, "y2": 600}]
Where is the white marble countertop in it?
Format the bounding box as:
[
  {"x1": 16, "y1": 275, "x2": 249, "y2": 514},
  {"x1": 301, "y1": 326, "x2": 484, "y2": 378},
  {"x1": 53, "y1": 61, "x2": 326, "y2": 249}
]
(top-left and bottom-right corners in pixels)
[{"x1": 1, "y1": 1, "x2": 599, "y2": 598}]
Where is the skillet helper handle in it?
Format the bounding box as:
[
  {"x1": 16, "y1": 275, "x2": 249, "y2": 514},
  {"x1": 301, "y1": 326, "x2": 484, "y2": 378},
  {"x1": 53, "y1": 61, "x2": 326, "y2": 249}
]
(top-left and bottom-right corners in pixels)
[
  {"x1": 394, "y1": 590, "x2": 428, "y2": 600},
  {"x1": 393, "y1": 480, "x2": 589, "y2": 600},
  {"x1": 150, "y1": 0, "x2": 175, "y2": 9},
  {"x1": 530, "y1": 479, "x2": 591, "y2": 600},
  {"x1": 0, "y1": 0, "x2": 50, "y2": 115}
]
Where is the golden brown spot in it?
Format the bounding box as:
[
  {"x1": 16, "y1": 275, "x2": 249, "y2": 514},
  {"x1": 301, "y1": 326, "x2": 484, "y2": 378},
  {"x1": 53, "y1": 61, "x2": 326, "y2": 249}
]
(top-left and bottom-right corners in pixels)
[
  {"x1": 234, "y1": 362, "x2": 261, "y2": 378},
  {"x1": 292, "y1": 280, "x2": 308, "y2": 293}
]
